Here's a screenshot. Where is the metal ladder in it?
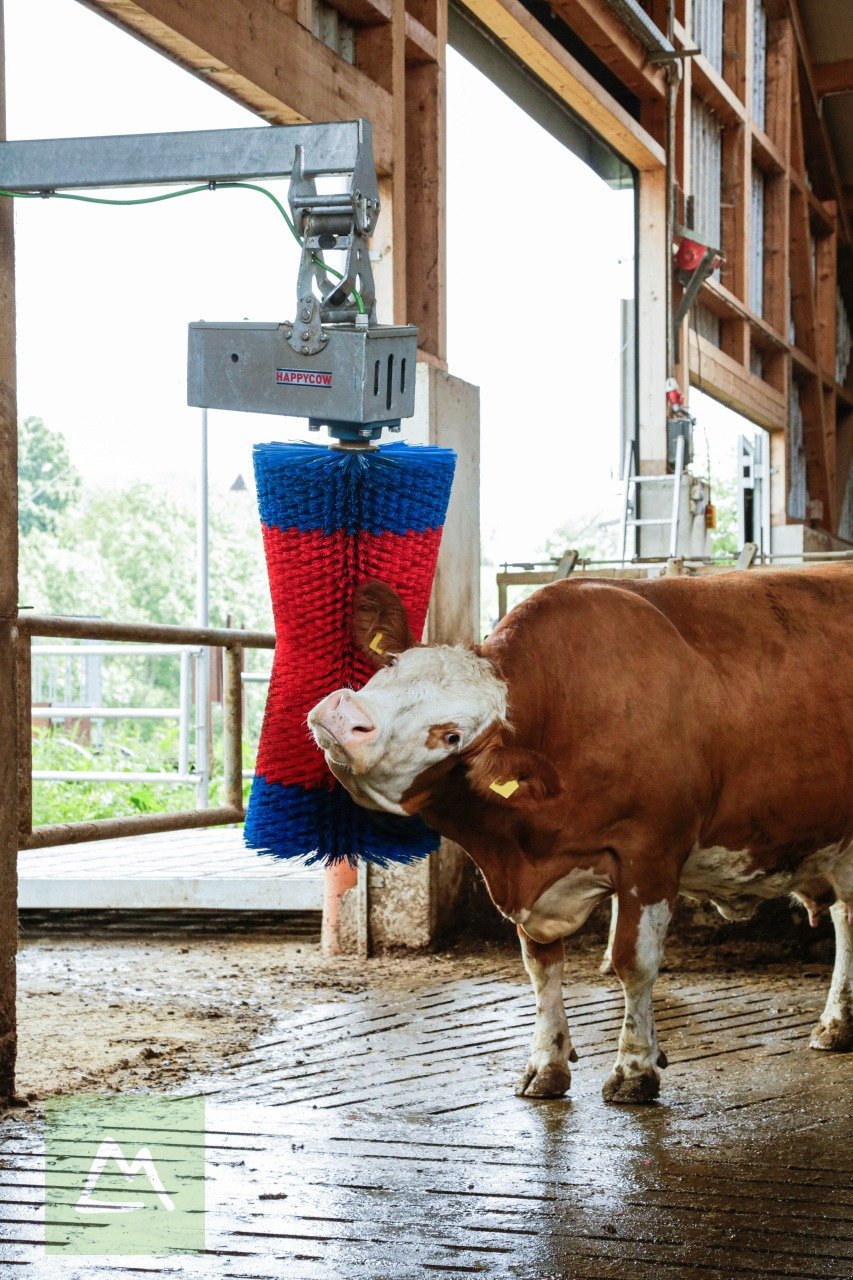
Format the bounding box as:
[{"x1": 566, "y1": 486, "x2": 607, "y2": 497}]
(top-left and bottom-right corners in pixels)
[{"x1": 618, "y1": 434, "x2": 686, "y2": 565}]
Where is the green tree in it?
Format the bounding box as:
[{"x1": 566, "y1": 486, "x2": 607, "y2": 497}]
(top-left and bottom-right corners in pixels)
[
  {"x1": 708, "y1": 472, "x2": 739, "y2": 558},
  {"x1": 18, "y1": 416, "x2": 81, "y2": 536},
  {"x1": 544, "y1": 512, "x2": 618, "y2": 563}
]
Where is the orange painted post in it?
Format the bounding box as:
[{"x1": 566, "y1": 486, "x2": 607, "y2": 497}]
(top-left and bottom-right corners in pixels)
[{"x1": 322, "y1": 861, "x2": 358, "y2": 956}]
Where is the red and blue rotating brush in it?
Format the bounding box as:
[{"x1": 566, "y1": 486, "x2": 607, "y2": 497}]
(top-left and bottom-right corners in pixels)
[{"x1": 244, "y1": 440, "x2": 456, "y2": 866}]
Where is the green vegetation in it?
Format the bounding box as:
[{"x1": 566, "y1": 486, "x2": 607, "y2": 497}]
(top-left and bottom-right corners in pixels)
[
  {"x1": 31, "y1": 720, "x2": 255, "y2": 827},
  {"x1": 18, "y1": 416, "x2": 81, "y2": 537},
  {"x1": 20, "y1": 417, "x2": 271, "y2": 826},
  {"x1": 708, "y1": 471, "x2": 739, "y2": 558}
]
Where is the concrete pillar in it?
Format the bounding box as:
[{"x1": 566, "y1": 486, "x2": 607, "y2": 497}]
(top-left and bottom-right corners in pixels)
[
  {"x1": 0, "y1": 0, "x2": 19, "y2": 1099},
  {"x1": 341, "y1": 361, "x2": 480, "y2": 952}
]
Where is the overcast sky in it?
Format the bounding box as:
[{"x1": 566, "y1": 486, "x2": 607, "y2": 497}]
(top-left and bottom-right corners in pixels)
[{"x1": 4, "y1": 0, "x2": 751, "y2": 563}]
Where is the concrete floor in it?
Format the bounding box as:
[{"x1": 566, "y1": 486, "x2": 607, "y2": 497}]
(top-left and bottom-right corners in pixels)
[
  {"x1": 18, "y1": 828, "x2": 323, "y2": 912},
  {"x1": 0, "y1": 940, "x2": 851, "y2": 1278}
]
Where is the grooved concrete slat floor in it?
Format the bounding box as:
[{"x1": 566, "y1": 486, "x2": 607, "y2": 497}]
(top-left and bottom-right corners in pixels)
[{"x1": 1, "y1": 950, "x2": 851, "y2": 1278}]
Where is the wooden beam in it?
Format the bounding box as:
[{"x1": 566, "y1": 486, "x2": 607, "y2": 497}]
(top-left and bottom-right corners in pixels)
[
  {"x1": 356, "y1": 0, "x2": 406, "y2": 320},
  {"x1": 688, "y1": 330, "x2": 787, "y2": 432},
  {"x1": 547, "y1": 0, "x2": 667, "y2": 102},
  {"x1": 0, "y1": 0, "x2": 19, "y2": 1101},
  {"x1": 815, "y1": 208, "x2": 837, "y2": 377},
  {"x1": 812, "y1": 57, "x2": 853, "y2": 98},
  {"x1": 405, "y1": 2, "x2": 446, "y2": 361},
  {"x1": 404, "y1": 11, "x2": 439, "y2": 65},
  {"x1": 784, "y1": 0, "x2": 850, "y2": 242},
  {"x1": 82, "y1": 0, "x2": 395, "y2": 173},
  {"x1": 835, "y1": 410, "x2": 853, "y2": 532},
  {"x1": 822, "y1": 382, "x2": 836, "y2": 529},
  {"x1": 763, "y1": 18, "x2": 793, "y2": 156},
  {"x1": 460, "y1": 0, "x2": 665, "y2": 171},
  {"x1": 797, "y1": 374, "x2": 832, "y2": 529}
]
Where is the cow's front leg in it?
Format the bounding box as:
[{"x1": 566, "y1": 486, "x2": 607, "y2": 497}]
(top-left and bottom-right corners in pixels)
[
  {"x1": 810, "y1": 900, "x2": 853, "y2": 1052},
  {"x1": 515, "y1": 927, "x2": 577, "y2": 1099},
  {"x1": 602, "y1": 890, "x2": 672, "y2": 1105}
]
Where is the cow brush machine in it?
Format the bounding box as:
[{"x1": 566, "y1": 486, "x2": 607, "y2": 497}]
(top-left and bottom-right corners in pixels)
[
  {"x1": 0, "y1": 117, "x2": 454, "y2": 868},
  {"x1": 188, "y1": 123, "x2": 457, "y2": 867}
]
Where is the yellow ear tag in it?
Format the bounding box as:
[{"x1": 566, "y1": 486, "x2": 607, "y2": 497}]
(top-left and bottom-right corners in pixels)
[
  {"x1": 489, "y1": 779, "x2": 520, "y2": 799},
  {"x1": 369, "y1": 631, "x2": 385, "y2": 655}
]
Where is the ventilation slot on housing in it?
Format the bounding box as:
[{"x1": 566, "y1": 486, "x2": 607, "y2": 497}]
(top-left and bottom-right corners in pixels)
[
  {"x1": 386, "y1": 354, "x2": 394, "y2": 411},
  {"x1": 373, "y1": 359, "x2": 381, "y2": 398}
]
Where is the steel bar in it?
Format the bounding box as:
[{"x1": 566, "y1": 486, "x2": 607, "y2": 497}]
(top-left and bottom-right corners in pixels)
[
  {"x1": 33, "y1": 771, "x2": 197, "y2": 784},
  {"x1": 669, "y1": 434, "x2": 686, "y2": 559},
  {"x1": 31, "y1": 706, "x2": 182, "y2": 719},
  {"x1": 21, "y1": 806, "x2": 245, "y2": 851},
  {"x1": 222, "y1": 644, "x2": 245, "y2": 814},
  {"x1": 601, "y1": 0, "x2": 674, "y2": 55},
  {"x1": 18, "y1": 615, "x2": 275, "y2": 649},
  {"x1": 619, "y1": 439, "x2": 632, "y2": 567},
  {"x1": 15, "y1": 630, "x2": 31, "y2": 840},
  {"x1": 30, "y1": 643, "x2": 203, "y2": 657},
  {"x1": 0, "y1": 121, "x2": 369, "y2": 191},
  {"x1": 196, "y1": 408, "x2": 210, "y2": 810},
  {"x1": 178, "y1": 650, "x2": 191, "y2": 778}
]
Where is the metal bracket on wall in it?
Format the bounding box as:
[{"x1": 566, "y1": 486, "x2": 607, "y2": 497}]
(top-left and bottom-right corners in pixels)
[{"x1": 673, "y1": 246, "x2": 722, "y2": 333}]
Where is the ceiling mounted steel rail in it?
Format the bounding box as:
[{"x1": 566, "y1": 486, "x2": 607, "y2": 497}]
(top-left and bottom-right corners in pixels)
[{"x1": 600, "y1": 0, "x2": 675, "y2": 56}]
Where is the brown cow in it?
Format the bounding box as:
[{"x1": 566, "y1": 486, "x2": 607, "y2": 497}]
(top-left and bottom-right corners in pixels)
[{"x1": 309, "y1": 566, "x2": 853, "y2": 1104}]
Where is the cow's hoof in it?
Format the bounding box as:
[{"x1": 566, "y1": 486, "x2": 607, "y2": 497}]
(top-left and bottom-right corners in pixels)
[
  {"x1": 515, "y1": 1057, "x2": 571, "y2": 1099},
  {"x1": 599, "y1": 954, "x2": 614, "y2": 976},
  {"x1": 809, "y1": 1018, "x2": 853, "y2": 1052},
  {"x1": 602, "y1": 1065, "x2": 660, "y2": 1105}
]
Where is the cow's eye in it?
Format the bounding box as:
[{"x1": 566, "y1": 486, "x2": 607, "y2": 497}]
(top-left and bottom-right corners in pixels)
[
  {"x1": 387, "y1": 655, "x2": 399, "y2": 668},
  {"x1": 444, "y1": 732, "x2": 461, "y2": 748}
]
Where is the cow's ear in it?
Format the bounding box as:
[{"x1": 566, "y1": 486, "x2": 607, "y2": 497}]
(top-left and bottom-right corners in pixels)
[
  {"x1": 462, "y1": 724, "x2": 563, "y2": 805},
  {"x1": 352, "y1": 579, "x2": 416, "y2": 668}
]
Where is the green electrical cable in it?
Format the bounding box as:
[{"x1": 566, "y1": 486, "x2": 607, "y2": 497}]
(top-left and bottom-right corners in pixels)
[{"x1": 0, "y1": 178, "x2": 366, "y2": 314}]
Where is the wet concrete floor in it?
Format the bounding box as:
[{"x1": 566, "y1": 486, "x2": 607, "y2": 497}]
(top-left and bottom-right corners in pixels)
[{"x1": 1, "y1": 942, "x2": 851, "y2": 1278}]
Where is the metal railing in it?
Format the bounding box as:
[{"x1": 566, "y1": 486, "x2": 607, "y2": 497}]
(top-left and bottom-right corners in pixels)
[
  {"x1": 495, "y1": 547, "x2": 853, "y2": 619},
  {"x1": 16, "y1": 615, "x2": 275, "y2": 851},
  {"x1": 30, "y1": 641, "x2": 204, "y2": 795}
]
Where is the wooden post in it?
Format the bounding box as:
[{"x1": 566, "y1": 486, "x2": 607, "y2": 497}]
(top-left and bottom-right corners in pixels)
[
  {"x1": 405, "y1": 0, "x2": 446, "y2": 362},
  {"x1": 0, "y1": 0, "x2": 19, "y2": 1102}
]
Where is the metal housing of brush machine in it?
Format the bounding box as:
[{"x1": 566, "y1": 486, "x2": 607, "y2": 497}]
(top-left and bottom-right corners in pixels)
[{"x1": 187, "y1": 321, "x2": 417, "y2": 441}]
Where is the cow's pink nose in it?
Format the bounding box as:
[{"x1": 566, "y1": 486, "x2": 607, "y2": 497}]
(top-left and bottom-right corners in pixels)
[{"x1": 316, "y1": 689, "x2": 377, "y2": 749}]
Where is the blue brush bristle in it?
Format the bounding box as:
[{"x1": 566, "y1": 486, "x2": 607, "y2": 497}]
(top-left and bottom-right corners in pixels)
[
  {"x1": 253, "y1": 441, "x2": 457, "y2": 536},
  {"x1": 245, "y1": 778, "x2": 439, "y2": 867}
]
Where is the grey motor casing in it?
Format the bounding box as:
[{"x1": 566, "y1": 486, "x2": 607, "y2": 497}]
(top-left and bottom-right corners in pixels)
[{"x1": 188, "y1": 321, "x2": 418, "y2": 430}]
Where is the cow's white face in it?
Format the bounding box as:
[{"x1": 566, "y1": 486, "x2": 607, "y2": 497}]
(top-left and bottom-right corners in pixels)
[{"x1": 308, "y1": 643, "x2": 507, "y2": 815}]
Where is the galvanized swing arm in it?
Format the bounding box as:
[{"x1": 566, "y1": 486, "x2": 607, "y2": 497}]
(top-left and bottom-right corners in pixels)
[{"x1": 0, "y1": 119, "x2": 380, "y2": 347}]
